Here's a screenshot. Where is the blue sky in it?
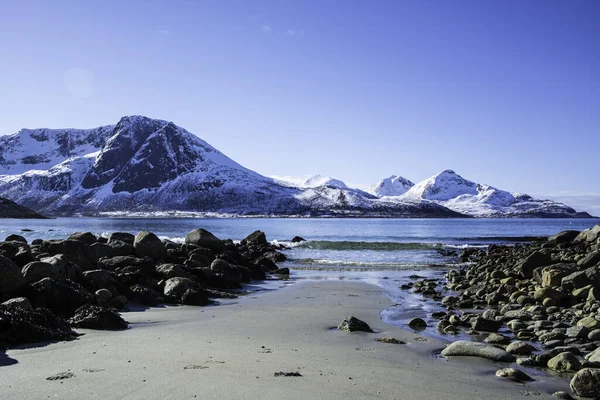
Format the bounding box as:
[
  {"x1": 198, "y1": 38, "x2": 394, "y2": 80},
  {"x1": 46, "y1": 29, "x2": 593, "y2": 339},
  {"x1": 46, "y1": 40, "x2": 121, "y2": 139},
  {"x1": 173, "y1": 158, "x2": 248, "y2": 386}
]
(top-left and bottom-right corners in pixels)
[{"x1": 1, "y1": 1, "x2": 599, "y2": 212}]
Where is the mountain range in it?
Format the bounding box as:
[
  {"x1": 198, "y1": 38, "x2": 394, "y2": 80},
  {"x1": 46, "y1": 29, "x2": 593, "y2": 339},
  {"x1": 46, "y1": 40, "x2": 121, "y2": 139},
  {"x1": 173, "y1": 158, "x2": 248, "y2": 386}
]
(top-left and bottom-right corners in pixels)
[{"x1": 0, "y1": 116, "x2": 593, "y2": 218}]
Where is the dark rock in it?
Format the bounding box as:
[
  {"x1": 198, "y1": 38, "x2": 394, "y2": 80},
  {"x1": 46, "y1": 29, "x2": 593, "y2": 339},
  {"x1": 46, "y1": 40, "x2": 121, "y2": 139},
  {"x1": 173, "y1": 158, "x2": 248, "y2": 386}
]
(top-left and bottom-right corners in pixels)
[
  {"x1": 26, "y1": 278, "x2": 96, "y2": 318},
  {"x1": 549, "y1": 230, "x2": 580, "y2": 244},
  {"x1": 68, "y1": 304, "x2": 128, "y2": 330},
  {"x1": 108, "y1": 232, "x2": 135, "y2": 245},
  {"x1": 68, "y1": 232, "x2": 97, "y2": 246},
  {"x1": 578, "y1": 250, "x2": 600, "y2": 269},
  {"x1": 338, "y1": 316, "x2": 373, "y2": 332},
  {"x1": 0, "y1": 304, "x2": 79, "y2": 345},
  {"x1": 21, "y1": 261, "x2": 58, "y2": 283},
  {"x1": 163, "y1": 277, "x2": 201, "y2": 302},
  {"x1": 262, "y1": 251, "x2": 287, "y2": 263},
  {"x1": 241, "y1": 230, "x2": 268, "y2": 247},
  {"x1": 548, "y1": 352, "x2": 582, "y2": 372},
  {"x1": 1, "y1": 297, "x2": 33, "y2": 311},
  {"x1": 133, "y1": 231, "x2": 165, "y2": 260},
  {"x1": 210, "y1": 259, "x2": 242, "y2": 288},
  {"x1": 408, "y1": 318, "x2": 427, "y2": 330},
  {"x1": 5, "y1": 234, "x2": 27, "y2": 244},
  {"x1": 0, "y1": 254, "x2": 25, "y2": 294},
  {"x1": 39, "y1": 254, "x2": 82, "y2": 281},
  {"x1": 129, "y1": 284, "x2": 162, "y2": 306},
  {"x1": 291, "y1": 236, "x2": 306, "y2": 243},
  {"x1": 185, "y1": 229, "x2": 224, "y2": 251},
  {"x1": 41, "y1": 240, "x2": 95, "y2": 271},
  {"x1": 471, "y1": 317, "x2": 503, "y2": 332},
  {"x1": 180, "y1": 288, "x2": 211, "y2": 306},
  {"x1": 570, "y1": 368, "x2": 600, "y2": 398},
  {"x1": 155, "y1": 263, "x2": 193, "y2": 280}
]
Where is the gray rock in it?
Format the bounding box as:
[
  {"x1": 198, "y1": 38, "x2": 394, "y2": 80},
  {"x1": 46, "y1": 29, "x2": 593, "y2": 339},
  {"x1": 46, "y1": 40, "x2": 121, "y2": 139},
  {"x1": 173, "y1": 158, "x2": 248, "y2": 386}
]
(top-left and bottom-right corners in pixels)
[
  {"x1": 570, "y1": 368, "x2": 600, "y2": 398},
  {"x1": 552, "y1": 391, "x2": 574, "y2": 399},
  {"x1": 241, "y1": 230, "x2": 268, "y2": 247},
  {"x1": 588, "y1": 329, "x2": 600, "y2": 341},
  {"x1": 506, "y1": 341, "x2": 535, "y2": 355},
  {"x1": 338, "y1": 316, "x2": 373, "y2": 333},
  {"x1": 578, "y1": 316, "x2": 600, "y2": 330},
  {"x1": 485, "y1": 333, "x2": 510, "y2": 345},
  {"x1": 578, "y1": 250, "x2": 600, "y2": 269},
  {"x1": 586, "y1": 348, "x2": 600, "y2": 364},
  {"x1": 548, "y1": 352, "x2": 582, "y2": 372},
  {"x1": 441, "y1": 341, "x2": 515, "y2": 362},
  {"x1": 108, "y1": 232, "x2": 135, "y2": 245},
  {"x1": 495, "y1": 368, "x2": 533, "y2": 382},
  {"x1": 549, "y1": 230, "x2": 580, "y2": 244},
  {"x1": 133, "y1": 231, "x2": 165, "y2": 260}
]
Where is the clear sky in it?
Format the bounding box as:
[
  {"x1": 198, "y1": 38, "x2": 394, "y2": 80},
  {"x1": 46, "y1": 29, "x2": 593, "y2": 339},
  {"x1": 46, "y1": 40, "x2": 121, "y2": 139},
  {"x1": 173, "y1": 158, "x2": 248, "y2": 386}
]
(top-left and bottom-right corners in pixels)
[{"x1": 1, "y1": 1, "x2": 599, "y2": 212}]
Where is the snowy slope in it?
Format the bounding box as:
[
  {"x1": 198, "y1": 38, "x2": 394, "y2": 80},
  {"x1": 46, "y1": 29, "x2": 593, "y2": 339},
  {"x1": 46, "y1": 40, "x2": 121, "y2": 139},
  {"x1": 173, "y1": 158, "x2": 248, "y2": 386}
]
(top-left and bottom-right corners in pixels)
[
  {"x1": 390, "y1": 170, "x2": 590, "y2": 218},
  {"x1": 368, "y1": 175, "x2": 414, "y2": 197},
  {"x1": 304, "y1": 174, "x2": 348, "y2": 189}
]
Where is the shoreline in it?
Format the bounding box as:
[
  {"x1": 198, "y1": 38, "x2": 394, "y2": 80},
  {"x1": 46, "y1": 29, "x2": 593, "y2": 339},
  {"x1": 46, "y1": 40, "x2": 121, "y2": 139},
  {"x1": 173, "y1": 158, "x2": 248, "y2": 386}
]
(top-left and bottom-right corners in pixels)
[{"x1": 1, "y1": 280, "x2": 569, "y2": 399}]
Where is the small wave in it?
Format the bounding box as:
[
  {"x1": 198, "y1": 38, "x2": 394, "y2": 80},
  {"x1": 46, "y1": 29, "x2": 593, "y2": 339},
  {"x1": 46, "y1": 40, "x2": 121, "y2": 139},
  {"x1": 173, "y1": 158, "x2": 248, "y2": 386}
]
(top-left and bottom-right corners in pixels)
[
  {"x1": 443, "y1": 244, "x2": 488, "y2": 249},
  {"x1": 289, "y1": 258, "x2": 447, "y2": 270},
  {"x1": 283, "y1": 240, "x2": 445, "y2": 251}
]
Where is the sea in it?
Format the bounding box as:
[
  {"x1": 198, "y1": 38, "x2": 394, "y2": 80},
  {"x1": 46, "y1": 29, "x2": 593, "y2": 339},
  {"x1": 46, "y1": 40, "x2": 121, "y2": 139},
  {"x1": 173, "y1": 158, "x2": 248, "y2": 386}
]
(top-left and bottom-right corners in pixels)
[{"x1": 2, "y1": 217, "x2": 598, "y2": 340}]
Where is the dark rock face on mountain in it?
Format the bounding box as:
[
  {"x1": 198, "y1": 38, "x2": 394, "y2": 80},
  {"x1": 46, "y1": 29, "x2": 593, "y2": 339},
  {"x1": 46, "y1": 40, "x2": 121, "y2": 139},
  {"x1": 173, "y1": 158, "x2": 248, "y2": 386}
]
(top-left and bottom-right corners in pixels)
[{"x1": 0, "y1": 197, "x2": 47, "y2": 219}]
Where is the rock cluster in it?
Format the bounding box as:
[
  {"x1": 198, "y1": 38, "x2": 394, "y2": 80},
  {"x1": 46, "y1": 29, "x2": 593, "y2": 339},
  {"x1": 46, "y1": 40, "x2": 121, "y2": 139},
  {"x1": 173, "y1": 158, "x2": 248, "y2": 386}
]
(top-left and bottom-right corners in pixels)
[
  {"x1": 0, "y1": 229, "x2": 288, "y2": 346},
  {"x1": 409, "y1": 225, "x2": 600, "y2": 397}
]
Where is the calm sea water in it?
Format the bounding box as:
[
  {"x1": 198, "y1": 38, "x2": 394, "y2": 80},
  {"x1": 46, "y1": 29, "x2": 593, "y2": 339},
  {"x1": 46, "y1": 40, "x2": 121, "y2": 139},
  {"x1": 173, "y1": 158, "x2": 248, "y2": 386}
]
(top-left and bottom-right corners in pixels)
[{"x1": 1, "y1": 217, "x2": 598, "y2": 336}]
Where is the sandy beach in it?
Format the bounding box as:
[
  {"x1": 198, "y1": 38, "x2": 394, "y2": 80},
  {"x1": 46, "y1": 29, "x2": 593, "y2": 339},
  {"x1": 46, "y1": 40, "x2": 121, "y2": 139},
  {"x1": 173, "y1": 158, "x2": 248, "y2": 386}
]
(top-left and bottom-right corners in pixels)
[{"x1": 1, "y1": 280, "x2": 571, "y2": 399}]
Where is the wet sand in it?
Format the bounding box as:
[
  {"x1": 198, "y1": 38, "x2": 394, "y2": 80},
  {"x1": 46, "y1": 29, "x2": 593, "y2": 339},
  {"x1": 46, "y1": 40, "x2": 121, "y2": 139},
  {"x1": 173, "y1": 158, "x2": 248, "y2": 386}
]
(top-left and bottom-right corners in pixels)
[{"x1": 1, "y1": 281, "x2": 569, "y2": 399}]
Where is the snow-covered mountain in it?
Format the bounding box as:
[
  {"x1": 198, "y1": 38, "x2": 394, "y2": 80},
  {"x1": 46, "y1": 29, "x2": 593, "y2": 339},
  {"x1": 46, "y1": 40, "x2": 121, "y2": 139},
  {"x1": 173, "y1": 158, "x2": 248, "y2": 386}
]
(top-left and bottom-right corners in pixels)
[
  {"x1": 368, "y1": 175, "x2": 414, "y2": 197},
  {"x1": 0, "y1": 117, "x2": 591, "y2": 218},
  {"x1": 0, "y1": 116, "x2": 462, "y2": 218},
  {"x1": 379, "y1": 169, "x2": 592, "y2": 218},
  {"x1": 304, "y1": 174, "x2": 348, "y2": 189}
]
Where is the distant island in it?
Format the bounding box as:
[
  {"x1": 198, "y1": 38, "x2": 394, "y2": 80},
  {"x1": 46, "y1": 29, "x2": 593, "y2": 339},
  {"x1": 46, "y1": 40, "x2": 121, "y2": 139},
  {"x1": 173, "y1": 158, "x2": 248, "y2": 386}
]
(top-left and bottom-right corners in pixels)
[{"x1": 0, "y1": 116, "x2": 594, "y2": 219}]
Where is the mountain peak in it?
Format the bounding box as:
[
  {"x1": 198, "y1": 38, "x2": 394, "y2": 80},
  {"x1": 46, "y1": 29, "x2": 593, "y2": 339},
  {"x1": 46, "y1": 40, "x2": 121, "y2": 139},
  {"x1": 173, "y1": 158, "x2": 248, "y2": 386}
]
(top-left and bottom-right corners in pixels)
[
  {"x1": 304, "y1": 175, "x2": 348, "y2": 189},
  {"x1": 369, "y1": 175, "x2": 414, "y2": 197}
]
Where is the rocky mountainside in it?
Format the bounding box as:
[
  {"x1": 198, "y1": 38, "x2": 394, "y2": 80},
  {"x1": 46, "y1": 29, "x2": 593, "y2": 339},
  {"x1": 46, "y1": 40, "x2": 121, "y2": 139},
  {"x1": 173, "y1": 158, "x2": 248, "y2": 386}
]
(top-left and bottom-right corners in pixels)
[
  {"x1": 0, "y1": 116, "x2": 461, "y2": 218},
  {"x1": 377, "y1": 170, "x2": 592, "y2": 218},
  {"x1": 0, "y1": 197, "x2": 47, "y2": 219}
]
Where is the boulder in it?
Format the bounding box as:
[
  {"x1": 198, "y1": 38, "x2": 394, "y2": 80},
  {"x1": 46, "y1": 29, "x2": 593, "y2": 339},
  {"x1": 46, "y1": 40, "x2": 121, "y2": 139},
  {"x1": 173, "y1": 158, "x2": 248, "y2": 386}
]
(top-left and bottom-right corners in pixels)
[
  {"x1": 408, "y1": 318, "x2": 427, "y2": 330},
  {"x1": 5, "y1": 234, "x2": 27, "y2": 243},
  {"x1": 180, "y1": 288, "x2": 211, "y2": 306},
  {"x1": 570, "y1": 368, "x2": 600, "y2": 398},
  {"x1": 1, "y1": 297, "x2": 33, "y2": 311},
  {"x1": 495, "y1": 368, "x2": 533, "y2": 382},
  {"x1": 163, "y1": 277, "x2": 199, "y2": 301},
  {"x1": 578, "y1": 250, "x2": 600, "y2": 269},
  {"x1": 517, "y1": 251, "x2": 552, "y2": 278},
  {"x1": 21, "y1": 261, "x2": 58, "y2": 283},
  {"x1": 441, "y1": 341, "x2": 515, "y2": 362},
  {"x1": 68, "y1": 232, "x2": 97, "y2": 246},
  {"x1": 540, "y1": 264, "x2": 578, "y2": 288},
  {"x1": 575, "y1": 225, "x2": 600, "y2": 243},
  {"x1": 90, "y1": 241, "x2": 133, "y2": 261},
  {"x1": 26, "y1": 278, "x2": 96, "y2": 318},
  {"x1": 0, "y1": 304, "x2": 79, "y2": 345},
  {"x1": 471, "y1": 317, "x2": 503, "y2": 332},
  {"x1": 39, "y1": 254, "x2": 82, "y2": 281},
  {"x1": 68, "y1": 304, "x2": 128, "y2": 330},
  {"x1": 548, "y1": 352, "x2": 582, "y2": 372},
  {"x1": 133, "y1": 232, "x2": 165, "y2": 260},
  {"x1": 108, "y1": 232, "x2": 135, "y2": 245},
  {"x1": 337, "y1": 316, "x2": 373, "y2": 332},
  {"x1": 129, "y1": 284, "x2": 162, "y2": 306},
  {"x1": 549, "y1": 230, "x2": 580, "y2": 244},
  {"x1": 291, "y1": 236, "x2": 306, "y2": 243},
  {"x1": 534, "y1": 287, "x2": 566, "y2": 303},
  {"x1": 578, "y1": 316, "x2": 600, "y2": 330},
  {"x1": 241, "y1": 230, "x2": 268, "y2": 247},
  {"x1": 0, "y1": 254, "x2": 25, "y2": 293},
  {"x1": 155, "y1": 263, "x2": 193, "y2": 280},
  {"x1": 585, "y1": 348, "x2": 600, "y2": 364},
  {"x1": 506, "y1": 341, "x2": 535, "y2": 355},
  {"x1": 41, "y1": 239, "x2": 95, "y2": 271},
  {"x1": 185, "y1": 229, "x2": 224, "y2": 251},
  {"x1": 210, "y1": 259, "x2": 242, "y2": 288},
  {"x1": 485, "y1": 333, "x2": 510, "y2": 345}
]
